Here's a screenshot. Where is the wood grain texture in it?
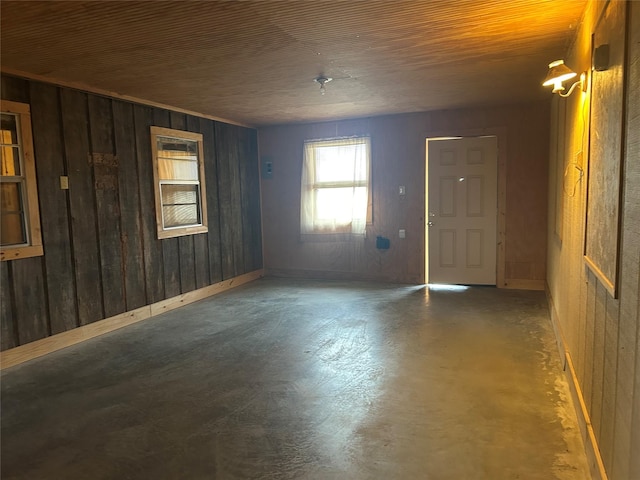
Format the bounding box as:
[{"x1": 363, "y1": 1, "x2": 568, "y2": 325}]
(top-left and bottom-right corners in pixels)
[
  {"x1": 133, "y1": 104, "x2": 165, "y2": 304},
  {"x1": 2, "y1": 76, "x2": 262, "y2": 350},
  {"x1": 168, "y1": 112, "x2": 201, "y2": 293},
  {"x1": 187, "y1": 115, "x2": 210, "y2": 290},
  {"x1": 584, "y1": 0, "x2": 627, "y2": 297},
  {"x1": 0, "y1": 262, "x2": 17, "y2": 350},
  {"x1": 201, "y1": 118, "x2": 223, "y2": 284},
  {"x1": 12, "y1": 256, "x2": 48, "y2": 344},
  {"x1": 215, "y1": 122, "x2": 239, "y2": 279},
  {"x1": 0, "y1": 1, "x2": 587, "y2": 126},
  {"x1": 113, "y1": 99, "x2": 147, "y2": 311},
  {"x1": 239, "y1": 127, "x2": 262, "y2": 273},
  {"x1": 60, "y1": 88, "x2": 104, "y2": 325},
  {"x1": 28, "y1": 81, "x2": 78, "y2": 334},
  {"x1": 153, "y1": 109, "x2": 180, "y2": 298},
  {"x1": 546, "y1": 2, "x2": 639, "y2": 479},
  {"x1": 624, "y1": 4, "x2": 640, "y2": 479},
  {"x1": 591, "y1": 281, "x2": 606, "y2": 439},
  {"x1": 600, "y1": 292, "x2": 619, "y2": 470},
  {"x1": 88, "y1": 94, "x2": 126, "y2": 318},
  {"x1": 0, "y1": 75, "x2": 29, "y2": 104}
]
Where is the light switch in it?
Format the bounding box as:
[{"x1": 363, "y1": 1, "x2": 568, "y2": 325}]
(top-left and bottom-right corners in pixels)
[
  {"x1": 399, "y1": 185, "x2": 406, "y2": 196},
  {"x1": 60, "y1": 176, "x2": 69, "y2": 190},
  {"x1": 261, "y1": 157, "x2": 273, "y2": 179},
  {"x1": 399, "y1": 229, "x2": 406, "y2": 239}
]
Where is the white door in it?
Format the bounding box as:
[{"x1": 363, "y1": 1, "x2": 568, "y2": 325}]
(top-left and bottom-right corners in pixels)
[{"x1": 427, "y1": 136, "x2": 497, "y2": 285}]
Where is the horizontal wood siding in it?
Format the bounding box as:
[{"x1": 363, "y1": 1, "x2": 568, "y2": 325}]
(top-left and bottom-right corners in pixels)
[{"x1": 0, "y1": 76, "x2": 262, "y2": 350}]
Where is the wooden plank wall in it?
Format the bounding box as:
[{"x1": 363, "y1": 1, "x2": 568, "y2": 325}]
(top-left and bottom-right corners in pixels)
[
  {"x1": 0, "y1": 75, "x2": 262, "y2": 351},
  {"x1": 258, "y1": 103, "x2": 549, "y2": 285},
  {"x1": 547, "y1": 1, "x2": 640, "y2": 479}
]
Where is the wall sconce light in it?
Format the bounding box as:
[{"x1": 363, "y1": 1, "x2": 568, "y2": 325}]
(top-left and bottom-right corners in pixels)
[
  {"x1": 542, "y1": 60, "x2": 586, "y2": 97},
  {"x1": 314, "y1": 76, "x2": 332, "y2": 95}
]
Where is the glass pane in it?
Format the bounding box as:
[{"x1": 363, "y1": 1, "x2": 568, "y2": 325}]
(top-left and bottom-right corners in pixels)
[
  {"x1": 162, "y1": 204, "x2": 199, "y2": 228},
  {"x1": 157, "y1": 136, "x2": 198, "y2": 156},
  {"x1": 161, "y1": 184, "x2": 200, "y2": 228},
  {"x1": 158, "y1": 157, "x2": 198, "y2": 181},
  {"x1": 0, "y1": 182, "x2": 26, "y2": 245},
  {"x1": 315, "y1": 187, "x2": 367, "y2": 223},
  {"x1": 314, "y1": 143, "x2": 368, "y2": 183},
  {"x1": 0, "y1": 114, "x2": 19, "y2": 145},
  {"x1": 161, "y1": 184, "x2": 198, "y2": 205},
  {"x1": 1, "y1": 146, "x2": 21, "y2": 176}
]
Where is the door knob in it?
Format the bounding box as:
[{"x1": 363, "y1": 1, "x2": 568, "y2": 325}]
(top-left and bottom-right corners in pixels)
[{"x1": 427, "y1": 221, "x2": 434, "y2": 227}]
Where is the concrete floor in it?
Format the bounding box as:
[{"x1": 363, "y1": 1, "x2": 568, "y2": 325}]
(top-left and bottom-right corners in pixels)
[{"x1": 1, "y1": 278, "x2": 589, "y2": 479}]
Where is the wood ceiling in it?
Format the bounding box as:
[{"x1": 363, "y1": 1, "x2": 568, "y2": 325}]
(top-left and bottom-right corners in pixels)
[{"x1": 1, "y1": 0, "x2": 587, "y2": 127}]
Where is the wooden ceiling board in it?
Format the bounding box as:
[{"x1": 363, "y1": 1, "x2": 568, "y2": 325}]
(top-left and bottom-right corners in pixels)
[{"x1": 1, "y1": 0, "x2": 587, "y2": 126}]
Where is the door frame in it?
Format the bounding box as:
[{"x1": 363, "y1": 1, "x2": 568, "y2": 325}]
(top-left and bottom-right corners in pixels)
[{"x1": 424, "y1": 127, "x2": 507, "y2": 288}]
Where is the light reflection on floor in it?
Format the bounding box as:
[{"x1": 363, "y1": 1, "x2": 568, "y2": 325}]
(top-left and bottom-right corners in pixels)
[{"x1": 427, "y1": 284, "x2": 470, "y2": 292}]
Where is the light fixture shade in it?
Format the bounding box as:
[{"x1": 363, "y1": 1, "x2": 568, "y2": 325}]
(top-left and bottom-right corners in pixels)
[{"x1": 543, "y1": 60, "x2": 577, "y2": 93}]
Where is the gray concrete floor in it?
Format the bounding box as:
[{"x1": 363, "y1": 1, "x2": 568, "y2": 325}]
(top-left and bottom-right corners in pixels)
[{"x1": 1, "y1": 278, "x2": 589, "y2": 479}]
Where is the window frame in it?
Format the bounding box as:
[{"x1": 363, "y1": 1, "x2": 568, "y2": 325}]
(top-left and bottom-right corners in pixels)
[
  {"x1": 300, "y1": 135, "x2": 372, "y2": 238},
  {"x1": 0, "y1": 100, "x2": 43, "y2": 261},
  {"x1": 150, "y1": 126, "x2": 208, "y2": 239}
]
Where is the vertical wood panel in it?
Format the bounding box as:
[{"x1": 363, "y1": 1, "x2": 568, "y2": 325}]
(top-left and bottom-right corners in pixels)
[
  {"x1": 154, "y1": 109, "x2": 180, "y2": 298},
  {"x1": 215, "y1": 122, "x2": 238, "y2": 279},
  {"x1": 202, "y1": 118, "x2": 223, "y2": 283},
  {"x1": 0, "y1": 262, "x2": 17, "y2": 350},
  {"x1": 29, "y1": 82, "x2": 78, "y2": 334},
  {"x1": 583, "y1": 270, "x2": 597, "y2": 410},
  {"x1": 624, "y1": 5, "x2": 640, "y2": 479},
  {"x1": 187, "y1": 115, "x2": 210, "y2": 289},
  {"x1": 113, "y1": 100, "x2": 147, "y2": 310},
  {"x1": 12, "y1": 257, "x2": 48, "y2": 344},
  {"x1": 591, "y1": 281, "x2": 607, "y2": 439},
  {"x1": 239, "y1": 127, "x2": 254, "y2": 273},
  {"x1": 244, "y1": 128, "x2": 263, "y2": 271},
  {"x1": 1, "y1": 75, "x2": 261, "y2": 350},
  {"x1": 178, "y1": 234, "x2": 196, "y2": 293},
  {"x1": 547, "y1": 3, "x2": 640, "y2": 478},
  {"x1": 169, "y1": 112, "x2": 196, "y2": 293},
  {"x1": 87, "y1": 95, "x2": 126, "y2": 318},
  {"x1": 60, "y1": 88, "x2": 104, "y2": 325},
  {"x1": 600, "y1": 296, "x2": 619, "y2": 472},
  {"x1": 133, "y1": 104, "x2": 164, "y2": 303},
  {"x1": 228, "y1": 127, "x2": 244, "y2": 276}
]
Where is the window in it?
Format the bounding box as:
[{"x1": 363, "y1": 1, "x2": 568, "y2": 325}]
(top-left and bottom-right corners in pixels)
[
  {"x1": 0, "y1": 100, "x2": 43, "y2": 261},
  {"x1": 300, "y1": 136, "x2": 372, "y2": 237},
  {"x1": 150, "y1": 126, "x2": 208, "y2": 239}
]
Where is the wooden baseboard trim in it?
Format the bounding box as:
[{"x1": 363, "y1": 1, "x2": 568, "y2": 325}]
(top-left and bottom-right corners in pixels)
[
  {"x1": 0, "y1": 269, "x2": 264, "y2": 370},
  {"x1": 546, "y1": 287, "x2": 608, "y2": 480},
  {"x1": 503, "y1": 278, "x2": 545, "y2": 290},
  {"x1": 565, "y1": 352, "x2": 609, "y2": 480}
]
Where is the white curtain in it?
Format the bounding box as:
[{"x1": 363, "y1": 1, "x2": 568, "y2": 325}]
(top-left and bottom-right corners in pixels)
[{"x1": 300, "y1": 136, "x2": 371, "y2": 236}]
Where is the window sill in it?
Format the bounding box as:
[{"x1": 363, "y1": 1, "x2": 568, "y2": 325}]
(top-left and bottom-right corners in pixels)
[
  {"x1": 1, "y1": 244, "x2": 44, "y2": 262},
  {"x1": 300, "y1": 233, "x2": 366, "y2": 243},
  {"x1": 157, "y1": 225, "x2": 208, "y2": 240}
]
